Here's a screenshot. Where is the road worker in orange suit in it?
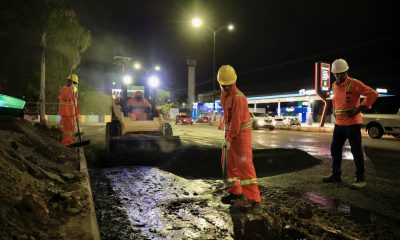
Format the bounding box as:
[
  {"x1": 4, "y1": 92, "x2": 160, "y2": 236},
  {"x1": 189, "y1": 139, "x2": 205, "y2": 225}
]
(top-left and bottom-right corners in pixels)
[
  {"x1": 58, "y1": 74, "x2": 80, "y2": 146},
  {"x1": 126, "y1": 91, "x2": 151, "y2": 121},
  {"x1": 322, "y1": 59, "x2": 378, "y2": 188},
  {"x1": 218, "y1": 65, "x2": 261, "y2": 211}
]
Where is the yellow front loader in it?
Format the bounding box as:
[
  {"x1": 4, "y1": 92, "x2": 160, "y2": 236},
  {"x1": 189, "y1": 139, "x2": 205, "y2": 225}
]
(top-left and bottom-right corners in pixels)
[{"x1": 106, "y1": 93, "x2": 181, "y2": 155}]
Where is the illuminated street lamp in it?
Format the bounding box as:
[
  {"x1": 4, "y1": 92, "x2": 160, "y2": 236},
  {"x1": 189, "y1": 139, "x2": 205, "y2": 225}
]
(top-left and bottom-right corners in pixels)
[
  {"x1": 191, "y1": 18, "x2": 202, "y2": 28},
  {"x1": 148, "y1": 76, "x2": 160, "y2": 101},
  {"x1": 123, "y1": 75, "x2": 132, "y2": 85},
  {"x1": 133, "y1": 62, "x2": 142, "y2": 70},
  {"x1": 192, "y1": 17, "x2": 235, "y2": 110},
  {"x1": 148, "y1": 76, "x2": 159, "y2": 88},
  {"x1": 154, "y1": 65, "x2": 161, "y2": 71}
]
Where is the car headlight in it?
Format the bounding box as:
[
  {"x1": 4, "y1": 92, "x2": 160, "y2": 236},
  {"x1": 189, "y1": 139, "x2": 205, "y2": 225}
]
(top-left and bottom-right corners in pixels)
[{"x1": 257, "y1": 119, "x2": 264, "y2": 125}]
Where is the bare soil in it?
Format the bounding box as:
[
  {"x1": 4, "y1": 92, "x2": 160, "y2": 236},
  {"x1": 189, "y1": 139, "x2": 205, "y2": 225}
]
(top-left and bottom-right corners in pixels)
[{"x1": 0, "y1": 116, "x2": 92, "y2": 240}]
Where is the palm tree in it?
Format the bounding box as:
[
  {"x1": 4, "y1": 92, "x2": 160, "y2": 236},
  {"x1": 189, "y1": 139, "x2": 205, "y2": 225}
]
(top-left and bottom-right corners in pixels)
[
  {"x1": 0, "y1": 0, "x2": 91, "y2": 125},
  {"x1": 39, "y1": 8, "x2": 91, "y2": 125}
]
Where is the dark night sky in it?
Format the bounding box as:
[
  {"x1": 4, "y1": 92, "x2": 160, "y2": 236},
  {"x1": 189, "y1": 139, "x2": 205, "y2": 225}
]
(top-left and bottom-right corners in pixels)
[{"x1": 6, "y1": 0, "x2": 400, "y2": 100}]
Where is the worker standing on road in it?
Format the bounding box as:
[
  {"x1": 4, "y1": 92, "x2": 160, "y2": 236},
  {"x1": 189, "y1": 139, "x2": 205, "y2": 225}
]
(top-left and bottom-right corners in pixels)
[
  {"x1": 58, "y1": 74, "x2": 80, "y2": 146},
  {"x1": 218, "y1": 65, "x2": 261, "y2": 210},
  {"x1": 127, "y1": 91, "x2": 151, "y2": 121},
  {"x1": 322, "y1": 59, "x2": 378, "y2": 188}
]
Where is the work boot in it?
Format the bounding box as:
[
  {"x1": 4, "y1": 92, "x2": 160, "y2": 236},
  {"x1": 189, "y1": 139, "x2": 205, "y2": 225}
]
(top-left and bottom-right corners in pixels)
[
  {"x1": 221, "y1": 193, "x2": 243, "y2": 204},
  {"x1": 351, "y1": 178, "x2": 366, "y2": 189},
  {"x1": 233, "y1": 199, "x2": 263, "y2": 214},
  {"x1": 248, "y1": 202, "x2": 263, "y2": 214},
  {"x1": 74, "y1": 131, "x2": 84, "y2": 137},
  {"x1": 322, "y1": 174, "x2": 342, "y2": 183}
]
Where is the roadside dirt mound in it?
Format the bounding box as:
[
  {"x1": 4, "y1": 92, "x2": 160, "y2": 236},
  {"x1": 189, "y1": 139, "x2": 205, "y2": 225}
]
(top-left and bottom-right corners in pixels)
[
  {"x1": 157, "y1": 145, "x2": 322, "y2": 179},
  {"x1": 0, "y1": 116, "x2": 89, "y2": 239}
]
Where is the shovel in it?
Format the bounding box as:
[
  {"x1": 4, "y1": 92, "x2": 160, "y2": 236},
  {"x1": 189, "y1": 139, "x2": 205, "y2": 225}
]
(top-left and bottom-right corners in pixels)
[
  {"x1": 201, "y1": 145, "x2": 231, "y2": 195},
  {"x1": 68, "y1": 90, "x2": 90, "y2": 148}
]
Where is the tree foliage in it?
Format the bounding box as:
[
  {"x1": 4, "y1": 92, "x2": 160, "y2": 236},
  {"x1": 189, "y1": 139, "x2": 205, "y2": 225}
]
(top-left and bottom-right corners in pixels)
[
  {"x1": 155, "y1": 89, "x2": 171, "y2": 104},
  {"x1": 78, "y1": 90, "x2": 112, "y2": 115},
  {"x1": 0, "y1": 0, "x2": 91, "y2": 125}
]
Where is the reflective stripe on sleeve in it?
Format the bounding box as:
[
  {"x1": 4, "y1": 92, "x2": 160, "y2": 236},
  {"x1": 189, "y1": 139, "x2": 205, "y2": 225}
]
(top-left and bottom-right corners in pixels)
[{"x1": 235, "y1": 92, "x2": 245, "y2": 97}]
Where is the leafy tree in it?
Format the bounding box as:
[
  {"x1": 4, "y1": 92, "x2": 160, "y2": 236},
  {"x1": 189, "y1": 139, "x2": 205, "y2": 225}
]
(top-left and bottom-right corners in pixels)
[
  {"x1": 155, "y1": 88, "x2": 171, "y2": 104},
  {"x1": 0, "y1": 0, "x2": 91, "y2": 125},
  {"x1": 78, "y1": 90, "x2": 112, "y2": 115}
]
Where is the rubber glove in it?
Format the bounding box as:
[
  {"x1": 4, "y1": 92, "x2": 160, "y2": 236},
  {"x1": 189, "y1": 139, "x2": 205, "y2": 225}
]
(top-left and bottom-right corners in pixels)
[{"x1": 222, "y1": 139, "x2": 231, "y2": 149}]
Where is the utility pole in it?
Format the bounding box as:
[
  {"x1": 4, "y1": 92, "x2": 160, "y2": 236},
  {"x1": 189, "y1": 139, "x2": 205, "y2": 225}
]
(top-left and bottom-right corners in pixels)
[
  {"x1": 113, "y1": 56, "x2": 132, "y2": 99},
  {"x1": 113, "y1": 56, "x2": 132, "y2": 75}
]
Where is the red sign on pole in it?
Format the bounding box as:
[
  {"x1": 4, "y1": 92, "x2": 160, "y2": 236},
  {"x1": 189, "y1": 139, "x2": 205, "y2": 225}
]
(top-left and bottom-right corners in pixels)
[
  {"x1": 320, "y1": 63, "x2": 330, "y2": 91},
  {"x1": 314, "y1": 62, "x2": 331, "y2": 127}
]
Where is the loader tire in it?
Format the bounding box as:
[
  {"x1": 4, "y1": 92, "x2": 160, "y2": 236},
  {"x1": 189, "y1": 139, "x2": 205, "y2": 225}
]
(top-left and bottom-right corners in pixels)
[
  {"x1": 106, "y1": 121, "x2": 119, "y2": 154},
  {"x1": 163, "y1": 123, "x2": 173, "y2": 136}
]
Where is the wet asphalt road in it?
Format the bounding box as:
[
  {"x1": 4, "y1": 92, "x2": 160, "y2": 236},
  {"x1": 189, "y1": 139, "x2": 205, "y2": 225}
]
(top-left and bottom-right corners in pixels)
[
  {"x1": 83, "y1": 122, "x2": 400, "y2": 165},
  {"x1": 83, "y1": 123, "x2": 400, "y2": 239},
  {"x1": 175, "y1": 123, "x2": 400, "y2": 164}
]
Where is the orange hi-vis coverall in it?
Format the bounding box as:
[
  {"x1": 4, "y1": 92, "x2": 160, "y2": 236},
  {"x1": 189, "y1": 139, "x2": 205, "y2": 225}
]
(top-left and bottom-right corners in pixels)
[
  {"x1": 221, "y1": 85, "x2": 261, "y2": 202},
  {"x1": 332, "y1": 76, "x2": 378, "y2": 126},
  {"x1": 126, "y1": 95, "x2": 151, "y2": 121},
  {"x1": 58, "y1": 86, "x2": 79, "y2": 146}
]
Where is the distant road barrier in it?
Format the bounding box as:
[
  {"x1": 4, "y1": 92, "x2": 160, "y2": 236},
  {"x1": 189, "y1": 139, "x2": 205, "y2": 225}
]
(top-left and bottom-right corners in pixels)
[{"x1": 25, "y1": 115, "x2": 112, "y2": 123}]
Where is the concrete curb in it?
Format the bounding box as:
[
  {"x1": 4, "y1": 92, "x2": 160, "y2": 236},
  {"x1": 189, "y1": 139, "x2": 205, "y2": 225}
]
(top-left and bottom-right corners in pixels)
[{"x1": 78, "y1": 148, "x2": 101, "y2": 240}]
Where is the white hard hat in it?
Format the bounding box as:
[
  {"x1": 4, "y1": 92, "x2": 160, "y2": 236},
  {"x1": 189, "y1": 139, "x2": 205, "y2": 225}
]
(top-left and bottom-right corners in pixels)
[{"x1": 331, "y1": 59, "x2": 349, "y2": 74}]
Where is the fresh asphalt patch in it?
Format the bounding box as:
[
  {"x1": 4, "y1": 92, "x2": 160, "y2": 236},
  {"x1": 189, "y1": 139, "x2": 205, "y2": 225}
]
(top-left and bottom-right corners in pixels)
[{"x1": 157, "y1": 146, "x2": 322, "y2": 179}]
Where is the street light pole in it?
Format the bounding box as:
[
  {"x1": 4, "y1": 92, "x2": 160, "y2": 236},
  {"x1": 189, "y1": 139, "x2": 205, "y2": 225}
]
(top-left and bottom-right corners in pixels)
[
  {"x1": 212, "y1": 30, "x2": 216, "y2": 111},
  {"x1": 191, "y1": 18, "x2": 234, "y2": 111}
]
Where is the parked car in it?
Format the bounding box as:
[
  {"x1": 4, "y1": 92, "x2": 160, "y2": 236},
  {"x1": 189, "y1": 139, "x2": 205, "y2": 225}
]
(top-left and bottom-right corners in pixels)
[
  {"x1": 284, "y1": 116, "x2": 301, "y2": 126},
  {"x1": 274, "y1": 117, "x2": 286, "y2": 127},
  {"x1": 175, "y1": 115, "x2": 193, "y2": 125},
  {"x1": 362, "y1": 108, "x2": 400, "y2": 139},
  {"x1": 196, "y1": 116, "x2": 211, "y2": 123},
  {"x1": 250, "y1": 112, "x2": 275, "y2": 130}
]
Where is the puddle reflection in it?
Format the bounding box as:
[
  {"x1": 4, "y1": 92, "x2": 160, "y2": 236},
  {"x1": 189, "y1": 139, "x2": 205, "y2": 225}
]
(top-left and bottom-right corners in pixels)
[{"x1": 290, "y1": 191, "x2": 376, "y2": 224}]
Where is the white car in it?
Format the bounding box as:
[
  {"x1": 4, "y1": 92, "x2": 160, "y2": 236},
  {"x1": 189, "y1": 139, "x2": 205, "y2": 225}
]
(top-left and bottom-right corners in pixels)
[
  {"x1": 250, "y1": 112, "x2": 275, "y2": 130},
  {"x1": 284, "y1": 116, "x2": 301, "y2": 126},
  {"x1": 362, "y1": 108, "x2": 400, "y2": 139}
]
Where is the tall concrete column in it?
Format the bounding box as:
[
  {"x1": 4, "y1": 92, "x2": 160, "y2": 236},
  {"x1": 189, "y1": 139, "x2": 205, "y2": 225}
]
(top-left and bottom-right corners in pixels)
[
  {"x1": 187, "y1": 60, "x2": 196, "y2": 109},
  {"x1": 277, "y1": 101, "x2": 281, "y2": 116}
]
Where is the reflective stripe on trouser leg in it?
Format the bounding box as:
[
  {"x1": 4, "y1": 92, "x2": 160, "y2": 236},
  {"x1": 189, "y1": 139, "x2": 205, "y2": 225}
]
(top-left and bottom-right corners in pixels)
[
  {"x1": 240, "y1": 178, "x2": 258, "y2": 186},
  {"x1": 61, "y1": 116, "x2": 75, "y2": 145},
  {"x1": 226, "y1": 128, "x2": 261, "y2": 202}
]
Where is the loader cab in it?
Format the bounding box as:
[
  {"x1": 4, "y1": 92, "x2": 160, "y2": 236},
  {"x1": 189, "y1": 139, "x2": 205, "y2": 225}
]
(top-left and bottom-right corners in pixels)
[{"x1": 119, "y1": 85, "x2": 158, "y2": 120}]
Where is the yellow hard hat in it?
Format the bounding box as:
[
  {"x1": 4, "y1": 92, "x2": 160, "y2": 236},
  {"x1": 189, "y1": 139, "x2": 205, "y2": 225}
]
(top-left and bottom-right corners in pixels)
[
  {"x1": 217, "y1": 65, "x2": 237, "y2": 85},
  {"x1": 67, "y1": 74, "x2": 79, "y2": 83}
]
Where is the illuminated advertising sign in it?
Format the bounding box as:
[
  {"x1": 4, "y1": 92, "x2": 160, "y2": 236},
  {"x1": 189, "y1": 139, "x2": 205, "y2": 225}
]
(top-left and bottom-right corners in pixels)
[
  {"x1": 314, "y1": 61, "x2": 331, "y2": 127},
  {"x1": 320, "y1": 63, "x2": 330, "y2": 91}
]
